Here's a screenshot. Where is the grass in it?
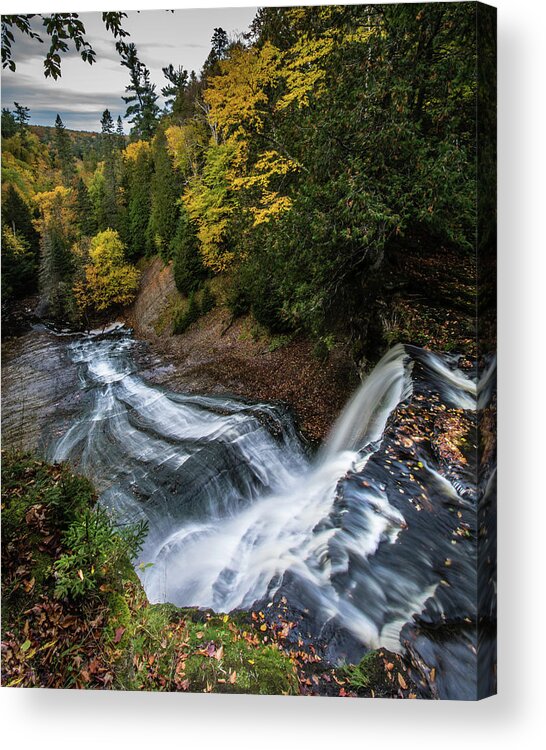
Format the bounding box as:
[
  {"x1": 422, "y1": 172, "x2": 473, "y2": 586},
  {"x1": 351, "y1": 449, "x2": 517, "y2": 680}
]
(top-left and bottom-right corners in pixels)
[{"x1": 340, "y1": 650, "x2": 383, "y2": 691}]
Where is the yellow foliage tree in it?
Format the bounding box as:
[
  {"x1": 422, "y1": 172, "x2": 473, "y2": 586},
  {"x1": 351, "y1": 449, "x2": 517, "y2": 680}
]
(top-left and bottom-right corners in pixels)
[
  {"x1": 230, "y1": 150, "x2": 299, "y2": 226},
  {"x1": 122, "y1": 139, "x2": 151, "y2": 163},
  {"x1": 175, "y1": 17, "x2": 375, "y2": 270},
  {"x1": 165, "y1": 122, "x2": 208, "y2": 176},
  {"x1": 182, "y1": 141, "x2": 241, "y2": 272},
  {"x1": 182, "y1": 44, "x2": 301, "y2": 266},
  {"x1": 33, "y1": 185, "x2": 74, "y2": 231},
  {"x1": 74, "y1": 229, "x2": 140, "y2": 313},
  {"x1": 204, "y1": 44, "x2": 280, "y2": 138}
]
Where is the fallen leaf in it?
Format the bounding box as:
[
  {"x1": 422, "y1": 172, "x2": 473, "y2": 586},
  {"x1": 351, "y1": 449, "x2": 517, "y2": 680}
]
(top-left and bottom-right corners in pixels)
[{"x1": 113, "y1": 626, "x2": 125, "y2": 643}]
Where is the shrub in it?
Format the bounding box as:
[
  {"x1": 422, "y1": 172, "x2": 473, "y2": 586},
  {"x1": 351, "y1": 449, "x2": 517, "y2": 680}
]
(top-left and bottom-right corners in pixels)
[
  {"x1": 172, "y1": 292, "x2": 200, "y2": 334},
  {"x1": 200, "y1": 284, "x2": 216, "y2": 314},
  {"x1": 251, "y1": 284, "x2": 287, "y2": 333},
  {"x1": 54, "y1": 506, "x2": 147, "y2": 599}
]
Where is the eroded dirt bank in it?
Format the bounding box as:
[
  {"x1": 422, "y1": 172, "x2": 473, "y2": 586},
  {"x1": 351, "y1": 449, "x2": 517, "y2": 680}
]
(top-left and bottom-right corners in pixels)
[{"x1": 123, "y1": 257, "x2": 357, "y2": 443}]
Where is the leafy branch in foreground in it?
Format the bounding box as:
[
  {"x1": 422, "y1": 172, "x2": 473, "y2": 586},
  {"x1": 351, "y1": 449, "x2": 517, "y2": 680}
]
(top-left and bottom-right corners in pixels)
[{"x1": 1, "y1": 12, "x2": 129, "y2": 79}]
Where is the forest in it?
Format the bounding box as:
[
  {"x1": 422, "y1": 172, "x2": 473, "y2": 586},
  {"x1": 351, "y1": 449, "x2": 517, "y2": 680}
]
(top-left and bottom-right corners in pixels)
[
  {"x1": 1, "y1": 4, "x2": 496, "y2": 700},
  {"x1": 2, "y1": 3, "x2": 479, "y2": 356}
]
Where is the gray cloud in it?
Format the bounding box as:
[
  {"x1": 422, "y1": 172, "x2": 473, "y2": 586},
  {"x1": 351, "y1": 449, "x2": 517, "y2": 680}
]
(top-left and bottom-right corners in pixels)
[
  {"x1": 1, "y1": 72, "x2": 126, "y2": 129},
  {"x1": 2, "y1": 7, "x2": 258, "y2": 131}
]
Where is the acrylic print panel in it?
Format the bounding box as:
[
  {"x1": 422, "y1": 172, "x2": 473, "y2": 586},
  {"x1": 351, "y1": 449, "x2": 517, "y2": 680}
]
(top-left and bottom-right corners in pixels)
[{"x1": 1, "y1": 2, "x2": 496, "y2": 700}]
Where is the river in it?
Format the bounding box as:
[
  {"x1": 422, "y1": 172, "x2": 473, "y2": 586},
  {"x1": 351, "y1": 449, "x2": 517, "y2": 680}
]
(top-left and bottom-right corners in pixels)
[{"x1": 1, "y1": 324, "x2": 496, "y2": 699}]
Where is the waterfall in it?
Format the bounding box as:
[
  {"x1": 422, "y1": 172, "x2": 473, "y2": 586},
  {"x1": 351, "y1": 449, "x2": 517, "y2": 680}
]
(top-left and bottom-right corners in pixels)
[
  {"x1": 321, "y1": 343, "x2": 413, "y2": 458},
  {"x1": 40, "y1": 327, "x2": 490, "y2": 698}
]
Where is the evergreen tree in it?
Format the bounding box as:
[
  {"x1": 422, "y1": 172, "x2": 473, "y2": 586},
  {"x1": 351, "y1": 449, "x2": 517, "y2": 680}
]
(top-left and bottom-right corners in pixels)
[
  {"x1": 202, "y1": 28, "x2": 229, "y2": 80},
  {"x1": 126, "y1": 145, "x2": 153, "y2": 259},
  {"x1": 40, "y1": 226, "x2": 76, "y2": 322},
  {"x1": 1, "y1": 223, "x2": 38, "y2": 301},
  {"x1": 161, "y1": 64, "x2": 188, "y2": 115},
  {"x1": 75, "y1": 178, "x2": 97, "y2": 237},
  {"x1": 88, "y1": 162, "x2": 119, "y2": 234},
  {"x1": 103, "y1": 156, "x2": 120, "y2": 231},
  {"x1": 2, "y1": 184, "x2": 40, "y2": 259},
  {"x1": 172, "y1": 210, "x2": 207, "y2": 295},
  {"x1": 34, "y1": 186, "x2": 78, "y2": 323},
  {"x1": 146, "y1": 128, "x2": 180, "y2": 258},
  {"x1": 100, "y1": 108, "x2": 115, "y2": 159},
  {"x1": 116, "y1": 115, "x2": 124, "y2": 136},
  {"x1": 54, "y1": 114, "x2": 75, "y2": 184},
  {"x1": 120, "y1": 43, "x2": 160, "y2": 140},
  {"x1": 1, "y1": 107, "x2": 17, "y2": 138},
  {"x1": 13, "y1": 101, "x2": 30, "y2": 132},
  {"x1": 100, "y1": 108, "x2": 115, "y2": 134}
]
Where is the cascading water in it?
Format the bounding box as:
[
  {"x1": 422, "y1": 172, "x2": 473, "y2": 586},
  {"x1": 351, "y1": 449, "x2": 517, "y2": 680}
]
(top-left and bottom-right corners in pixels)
[{"x1": 3, "y1": 324, "x2": 494, "y2": 699}]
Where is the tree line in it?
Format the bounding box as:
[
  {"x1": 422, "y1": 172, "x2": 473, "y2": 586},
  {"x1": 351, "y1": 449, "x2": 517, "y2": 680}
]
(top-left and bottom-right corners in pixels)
[{"x1": 2, "y1": 4, "x2": 479, "y2": 355}]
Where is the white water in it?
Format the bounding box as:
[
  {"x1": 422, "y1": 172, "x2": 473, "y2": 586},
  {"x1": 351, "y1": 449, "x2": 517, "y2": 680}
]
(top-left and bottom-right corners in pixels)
[
  {"x1": 48, "y1": 332, "x2": 483, "y2": 670},
  {"x1": 322, "y1": 344, "x2": 412, "y2": 458}
]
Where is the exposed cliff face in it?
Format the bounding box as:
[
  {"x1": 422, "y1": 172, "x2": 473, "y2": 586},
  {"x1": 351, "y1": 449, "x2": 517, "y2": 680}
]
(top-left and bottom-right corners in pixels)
[
  {"x1": 124, "y1": 256, "x2": 180, "y2": 340},
  {"x1": 123, "y1": 257, "x2": 356, "y2": 443}
]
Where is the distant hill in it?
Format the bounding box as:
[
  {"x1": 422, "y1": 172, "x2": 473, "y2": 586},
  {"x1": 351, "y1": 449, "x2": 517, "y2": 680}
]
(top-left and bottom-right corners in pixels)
[{"x1": 29, "y1": 125, "x2": 126, "y2": 160}]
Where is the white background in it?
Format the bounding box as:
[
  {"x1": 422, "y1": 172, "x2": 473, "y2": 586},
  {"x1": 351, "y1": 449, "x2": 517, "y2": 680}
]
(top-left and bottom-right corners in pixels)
[{"x1": 1, "y1": 1, "x2": 545, "y2": 748}]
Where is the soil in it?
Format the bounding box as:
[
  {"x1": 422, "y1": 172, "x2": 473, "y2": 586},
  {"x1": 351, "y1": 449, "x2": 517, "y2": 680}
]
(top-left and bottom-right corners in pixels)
[{"x1": 123, "y1": 258, "x2": 357, "y2": 444}]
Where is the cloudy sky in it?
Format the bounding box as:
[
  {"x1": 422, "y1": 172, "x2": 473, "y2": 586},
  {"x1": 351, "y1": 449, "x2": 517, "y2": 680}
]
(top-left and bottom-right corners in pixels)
[{"x1": 1, "y1": 7, "x2": 258, "y2": 132}]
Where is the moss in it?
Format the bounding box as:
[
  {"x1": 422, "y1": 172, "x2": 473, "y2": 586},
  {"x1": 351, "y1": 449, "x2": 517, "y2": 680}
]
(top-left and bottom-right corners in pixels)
[
  {"x1": 181, "y1": 613, "x2": 299, "y2": 695},
  {"x1": 104, "y1": 592, "x2": 132, "y2": 645}
]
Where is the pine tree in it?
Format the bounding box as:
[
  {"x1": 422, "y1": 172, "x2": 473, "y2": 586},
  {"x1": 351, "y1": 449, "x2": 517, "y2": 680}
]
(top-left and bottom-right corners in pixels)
[
  {"x1": 120, "y1": 44, "x2": 160, "y2": 140},
  {"x1": 146, "y1": 128, "x2": 179, "y2": 258},
  {"x1": 172, "y1": 210, "x2": 207, "y2": 295},
  {"x1": 126, "y1": 145, "x2": 153, "y2": 259},
  {"x1": 100, "y1": 108, "x2": 115, "y2": 134},
  {"x1": 161, "y1": 64, "x2": 188, "y2": 115},
  {"x1": 202, "y1": 28, "x2": 229, "y2": 80},
  {"x1": 2, "y1": 108, "x2": 17, "y2": 138},
  {"x1": 1, "y1": 224, "x2": 38, "y2": 301},
  {"x1": 34, "y1": 186, "x2": 78, "y2": 323},
  {"x1": 116, "y1": 116, "x2": 126, "y2": 150},
  {"x1": 54, "y1": 114, "x2": 75, "y2": 184},
  {"x1": 2, "y1": 184, "x2": 40, "y2": 260},
  {"x1": 13, "y1": 102, "x2": 30, "y2": 132},
  {"x1": 100, "y1": 108, "x2": 115, "y2": 159},
  {"x1": 75, "y1": 178, "x2": 97, "y2": 237},
  {"x1": 38, "y1": 222, "x2": 77, "y2": 323}
]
